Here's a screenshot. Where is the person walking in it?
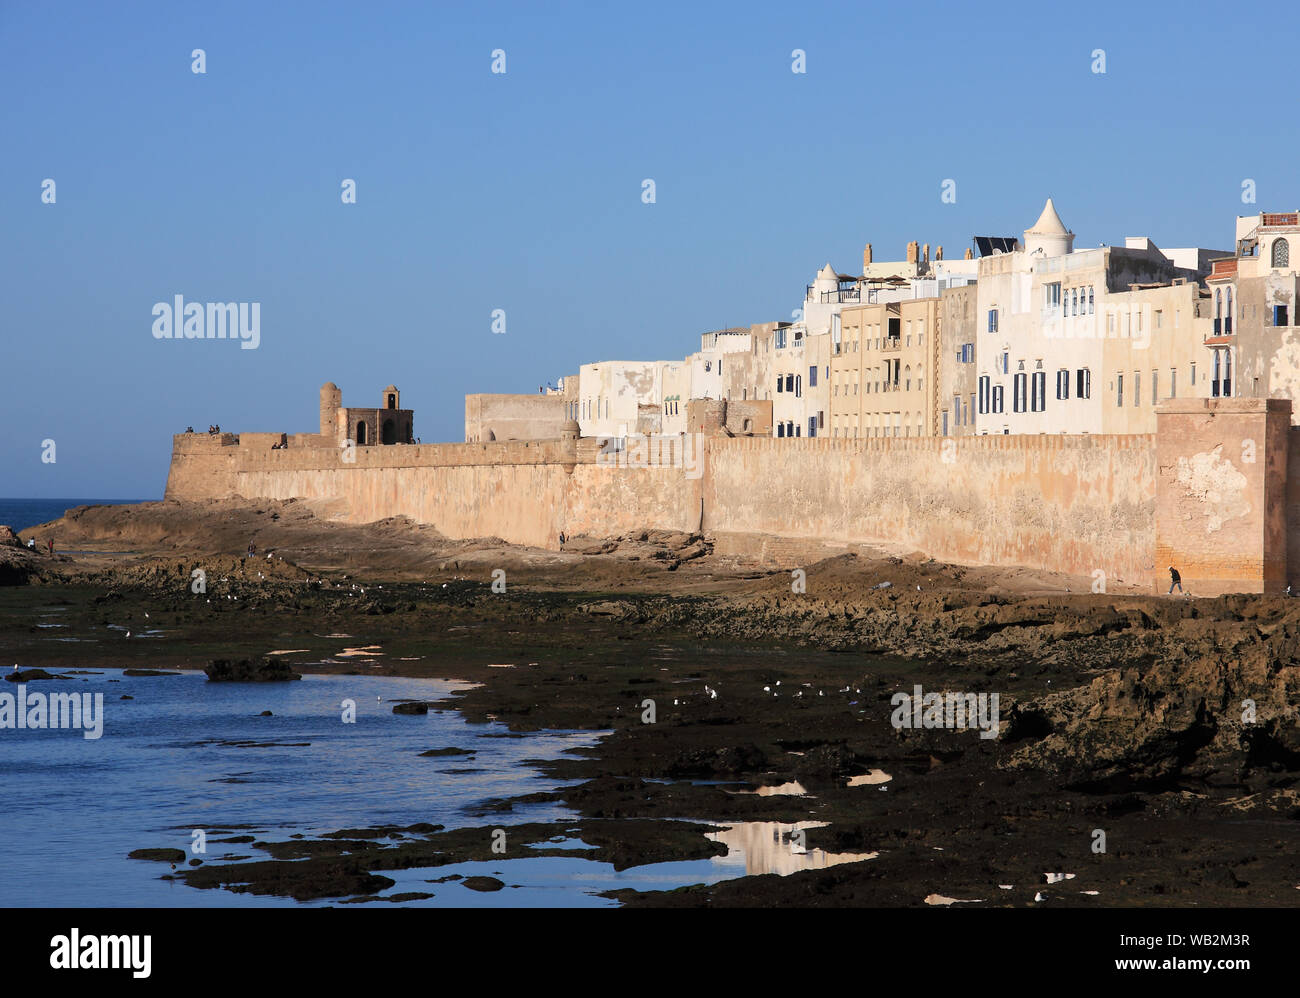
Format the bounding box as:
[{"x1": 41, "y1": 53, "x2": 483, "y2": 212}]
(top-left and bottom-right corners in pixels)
[
  {"x1": 46, "y1": 538, "x2": 53, "y2": 556},
  {"x1": 1168, "y1": 565, "x2": 1183, "y2": 595}
]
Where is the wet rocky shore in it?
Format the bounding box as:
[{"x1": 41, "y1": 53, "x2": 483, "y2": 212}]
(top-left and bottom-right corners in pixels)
[{"x1": 4, "y1": 499, "x2": 1299, "y2": 906}]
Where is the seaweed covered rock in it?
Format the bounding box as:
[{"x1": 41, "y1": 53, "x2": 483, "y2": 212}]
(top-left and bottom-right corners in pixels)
[{"x1": 204, "y1": 658, "x2": 302, "y2": 682}]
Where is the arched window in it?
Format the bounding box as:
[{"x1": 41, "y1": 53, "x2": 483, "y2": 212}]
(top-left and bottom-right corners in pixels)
[
  {"x1": 1215, "y1": 289, "x2": 1222, "y2": 318},
  {"x1": 1273, "y1": 238, "x2": 1290, "y2": 268}
]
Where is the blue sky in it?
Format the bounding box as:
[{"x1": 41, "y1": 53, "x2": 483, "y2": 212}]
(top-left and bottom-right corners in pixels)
[{"x1": 2, "y1": 0, "x2": 1296, "y2": 498}]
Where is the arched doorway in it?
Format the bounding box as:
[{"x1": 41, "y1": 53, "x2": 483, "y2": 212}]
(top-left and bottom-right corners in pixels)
[
  {"x1": 356, "y1": 422, "x2": 367, "y2": 445},
  {"x1": 381, "y1": 419, "x2": 396, "y2": 445}
]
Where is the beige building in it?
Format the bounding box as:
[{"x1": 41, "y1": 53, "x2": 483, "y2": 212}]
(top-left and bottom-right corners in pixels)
[
  {"x1": 974, "y1": 198, "x2": 1226, "y2": 435},
  {"x1": 831, "y1": 296, "x2": 941, "y2": 438},
  {"x1": 937, "y1": 284, "x2": 979, "y2": 436},
  {"x1": 1209, "y1": 212, "x2": 1300, "y2": 419}
]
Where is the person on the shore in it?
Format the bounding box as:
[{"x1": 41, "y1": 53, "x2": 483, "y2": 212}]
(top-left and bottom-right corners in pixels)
[
  {"x1": 1168, "y1": 565, "x2": 1183, "y2": 595},
  {"x1": 559, "y1": 531, "x2": 566, "y2": 549},
  {"x1": 247, "y1": 542, "x2": 256, "y2": 560},
  {"x1": 47, "y1": 538, "x2": 53, "y2": 556}
]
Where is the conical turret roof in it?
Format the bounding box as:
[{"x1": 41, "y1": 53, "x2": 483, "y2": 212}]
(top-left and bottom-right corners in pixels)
[{"x1": 1027, "y1": 198, "x2": 1068, "y2": 235}]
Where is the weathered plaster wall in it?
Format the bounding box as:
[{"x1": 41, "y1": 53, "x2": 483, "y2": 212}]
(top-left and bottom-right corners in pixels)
[
  {"x1": 704, "y1": 434, "x2": 1155, "y2": 580},
  {"x1": 1154, "y1": 398, "x2": 1289, "y2": 594},
  {"x1": 166, "y1": 401, "x2": 1288, "y2": 592}
]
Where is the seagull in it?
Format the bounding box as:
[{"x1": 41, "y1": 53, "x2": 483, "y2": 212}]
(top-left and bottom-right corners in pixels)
[{"x1": 125, "y1": 631, "x2": 131, "y2": 639}]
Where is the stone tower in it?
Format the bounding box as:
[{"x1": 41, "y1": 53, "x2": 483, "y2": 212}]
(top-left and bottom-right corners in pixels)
[
  {"x1": 382, "y1": 385, "x2": 400, "y2": 410},
  {"x1": 320, "y1": 382, "x2": 341, "y2": 439}
]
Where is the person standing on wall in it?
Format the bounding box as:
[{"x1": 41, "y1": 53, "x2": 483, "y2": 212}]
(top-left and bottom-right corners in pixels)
[{"x1": 1168, "y1": 565, "x2": 1183, "y2": 595}]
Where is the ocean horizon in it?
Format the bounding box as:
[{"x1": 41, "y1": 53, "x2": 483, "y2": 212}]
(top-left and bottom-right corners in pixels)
[{"x1": 0, "y1": 498, "x2": 152, "y2": 534}]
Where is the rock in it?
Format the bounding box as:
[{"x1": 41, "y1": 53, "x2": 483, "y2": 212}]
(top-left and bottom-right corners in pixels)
[
  {"x1": 123, "y1": 669, "x2": 181, "y2": 677},
  {"x1": 393, "y1": 701, "x2": 434, "y2": 715},
  {"x1": 419, "y1": 747, "x2": 474, "y2": 756},
  {"x1": 204, "y1": 658, "x2": 302, "y2": 682},
  {"x1": 259, "y1": 710, "x2": 273, "y2": 716},
  {"x1": 5, "y1": 669, "x2": 64, "y2": 682},
  {"x1": 128, "y1": 848, "x2": 186, "y2": 862},
  {"x1": 462, "y1": 876, "x2": 505, "y2": 892}
]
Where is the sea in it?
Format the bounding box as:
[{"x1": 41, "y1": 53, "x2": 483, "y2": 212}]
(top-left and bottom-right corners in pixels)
[
  {"x1": 0, "y1": 498, "x2": 149, "y2": 534},
  {"x1": 0, "y1": 669, "x2": 851, "y2": 907}
]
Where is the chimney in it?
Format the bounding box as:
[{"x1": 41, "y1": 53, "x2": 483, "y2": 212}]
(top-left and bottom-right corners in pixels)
[
  {"x1": 964, "y1": 247, "x2": 973, "y2": 260},
  {"x1": 907, "y1": 240, "x2": 919, "y2": 264},
  {"x1": 936, "y1": 245, "x2": 944, "y2": 261},
  {"x1": 863, "y1": 243, "x2": 873, "y2": 268},
  {"x1": 922, "y1": 243, "x2": 930, "y2": 264}
]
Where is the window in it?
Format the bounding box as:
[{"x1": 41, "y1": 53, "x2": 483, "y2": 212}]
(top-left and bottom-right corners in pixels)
[
  {"x1": 1134, "y1": 370, "x2": 1140, "y2": 406},
  {"x1": 1152, "y1": 370, "x2": 1158, "y2": 403},
  {"x1": 1155, "y1": 310, "x2": 1163, "y2": 329},
  {"x1": 1226, "y1": 288, "x2": 1233, "y2": 333},
  {"x1": 953, "y1": 396, "x2": 962, "y2": 426},
  {"x1": 978, "y1": 375, "x2": 990, "y2": 414},
  {"x1": 1031, "y1": 371, "x2": 1046, "y2": 411},
  {"x1": 775, "y1": 328, "x2": 787, "y2": 349},
  {"x1": 1273, "y1": 238, "x2": 1290, "y2": 268},
  {"x1": 785, "y1": 374, "x2": 794, "y2": 393},
  {"x1": 777, "y1": 423, "x2": 785, "y2": 437},
  {"x1": 808, "y1": 366, "x2": 817, "y2": 387},
  {"x1": 1056, "y1": 369, "x2": 1070, "y2": 400},
  {"x1": 969, "y1": 394, "x2": 975, "y2": 423},
  {"x1": 808, "y1": 416, "x2": 817, "y2": 438},
  {"x1": 796, "y1": 375, "x2": 802, "y2": 398},
  {"x1": 1044, "y1": 282, "x2": 1061, "y2": 312},
  {"x1": 1224, "y1": 349, "x2": 1232, "y2": 396},
  {"x1": 1117, "y1": 373, "x2": 1124, "y2": 407},
  {"x1": 1071, "y1": 288, "x2": 1078, "y2": 317},
  {"x1": 1170, "y1": 368, "x2": 1177, "y2": 398},
  {"x1": 1190, "y1": 362, "x2": 1196, "y2": 386},
  {"x1": 776, "y1": 377, "x2": 783, "y2": 394},
  {"x1": 1274, "y1": 305, "x2": 1289, "y2": 327},
  {"x1": 1077, "y1": 368, "x2": 1091, "y2": 399},
  {"x1": 988, "y1": 308, "x2": 999, "y2": 333},
  {"x1": 942, "y1": 410, "x2": 949, "y2": 435},
  {"x1": 1001, "y1": 351, "x2": 1009, "y2": 374},
  {"x1": 1088, "y1": 287, "x2": 1094, "y2": 314},
  {"x1": 992, "y1": 385, "x2": 1004, "y2": 413},
  {"x1": 1013, "y1": 372, "x2": 1027, "y2": 413}
]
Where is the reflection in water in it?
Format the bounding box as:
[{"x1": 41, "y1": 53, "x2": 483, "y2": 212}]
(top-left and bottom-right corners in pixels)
[
  {"x1": 846, "y1": 769, "x2": 892, "y2": 787},
  {"x1": 729, "y1": 781, "x2": 807, "y2": 797},
  {"x1": 705, "y1": 821, "x2": 877, "y2": 877}
]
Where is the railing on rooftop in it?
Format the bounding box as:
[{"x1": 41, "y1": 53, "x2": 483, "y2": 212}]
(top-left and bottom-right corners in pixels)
[
  {"x1": 1262, "y1": 213, "x2": 1299, "y2": 227},
  {"x1": 1210, "y1": 258, "x2": 1238, "y2": 278},
  {"x1": 821, "y1": 288, "x2": 861, "y2": 304}
]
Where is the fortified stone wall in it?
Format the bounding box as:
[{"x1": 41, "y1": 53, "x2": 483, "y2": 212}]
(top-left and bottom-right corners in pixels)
[
  {"x1": 166, "y1": 429, "x2": 1156, "y2": 581},
  {"x1": 703, "y1": 434, "x2": 1156, "y2": 582},
  {"x1": 464, "y1": 394, "x2": 567, "y2": 443},
  {"x1": 166, "y1": 399, "x2": 1294, "y2": 591},
  {"x1": 1154, "y1": 398, "x2": 1289, "y2": 594}
]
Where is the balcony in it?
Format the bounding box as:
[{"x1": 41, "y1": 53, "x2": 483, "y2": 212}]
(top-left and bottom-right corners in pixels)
[
  {"x1": 882, "y1": 335, "x2": 901, "y2": 352},
  {"x1": 1261, "y1": 213, "x2": 1299, "y2": 228},
  {"x1": 821, "y1": 288, "x2": 861, "y2": 304},
  {"x1": 1209, "y1": 258, "x2": 1238, "y2": 279}
]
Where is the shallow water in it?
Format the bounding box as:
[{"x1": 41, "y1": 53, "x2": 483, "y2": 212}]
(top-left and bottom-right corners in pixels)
[
  {"x1": 0, "y1": 670, "x2": 876, "y2": 906},
  {"x1": 0, "y1": 670, "x2": 597, "y2": 907}
]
